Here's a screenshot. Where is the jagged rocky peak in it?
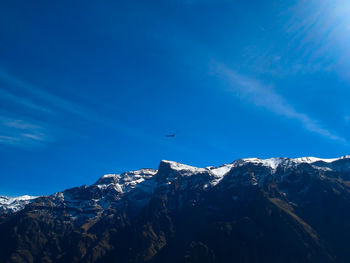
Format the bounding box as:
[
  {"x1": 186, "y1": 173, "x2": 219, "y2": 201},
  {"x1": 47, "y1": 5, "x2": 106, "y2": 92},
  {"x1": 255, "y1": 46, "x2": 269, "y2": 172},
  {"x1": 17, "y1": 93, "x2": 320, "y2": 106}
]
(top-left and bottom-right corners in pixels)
[
  {"x1": 1, "y1": 155, "x2": 350, "y2": 216},
  {"x1": 96, "y1": 156, "x2": 350, "y2": 186},
  {"x1": 159, "y1": 160, "x2": 235, "y2": 177},
  {"x1": 0, "y1": 195, "x2": 38, "y2": 214},
  {"x1": 94, "y1": 168, "x2": 157, "y2": 187},
  {"x1": 158, "y1": 160, "x2": 207, "y2": 175},
  {"x1": 234, "y1": 155, "x2": 350, "y2": 169},
  {"x1": 159, "y1": 155, "x2": 350, "y2": 178},
  {"x1": 1, "y1": 155, "x2": 350, "y2": 263}
]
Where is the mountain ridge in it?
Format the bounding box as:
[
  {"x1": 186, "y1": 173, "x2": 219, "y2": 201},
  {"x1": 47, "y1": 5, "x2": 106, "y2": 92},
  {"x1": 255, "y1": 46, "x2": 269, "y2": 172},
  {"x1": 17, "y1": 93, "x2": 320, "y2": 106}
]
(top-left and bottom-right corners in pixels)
[
  {"x1": 1, "y1": 155, "x2": 350, "y2": 215},
  {"x1": 1, "y1": 155, "x2": 350, "y2": 263}
]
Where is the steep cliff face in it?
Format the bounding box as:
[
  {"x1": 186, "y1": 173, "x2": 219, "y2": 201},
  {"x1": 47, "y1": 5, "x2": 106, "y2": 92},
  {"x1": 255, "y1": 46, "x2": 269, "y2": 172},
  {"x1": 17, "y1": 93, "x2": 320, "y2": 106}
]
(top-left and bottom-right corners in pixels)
[{"x1": 1, "y1": 156, "x2": 350, "y2": 263}]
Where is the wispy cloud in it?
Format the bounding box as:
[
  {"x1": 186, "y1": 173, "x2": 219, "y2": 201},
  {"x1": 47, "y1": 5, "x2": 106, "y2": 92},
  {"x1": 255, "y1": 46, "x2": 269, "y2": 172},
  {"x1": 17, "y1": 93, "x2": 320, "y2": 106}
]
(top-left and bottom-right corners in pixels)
[
  {"x1": 0, "y1": 116, "x2": 52, "y2": 147},
  {"x1": 0, "y1": 69, "x2": 199, "y2": 154},
  {"x1": 0, "y1": 88, "x2": 54, "y2": 114},
  {"x1": 0, "y1": 70, "x2": 163, "y2": 143},
  {"x1": 0, "y1": 69, "x2": 91, "y2": 148},
  {"x1": 215, "y1": 63, "x2": 346, "y2": 144},
  {"x1": 0, "y1": 69, "x2": 89, "y2": 119}
]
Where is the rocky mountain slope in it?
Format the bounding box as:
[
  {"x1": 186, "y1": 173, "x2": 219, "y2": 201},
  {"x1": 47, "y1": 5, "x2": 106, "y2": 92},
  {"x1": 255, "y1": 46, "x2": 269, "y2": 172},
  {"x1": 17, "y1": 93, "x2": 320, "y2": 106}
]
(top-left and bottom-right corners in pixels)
[{"x1": 1, "y1": 156, "x2": 350, "y2": 263}]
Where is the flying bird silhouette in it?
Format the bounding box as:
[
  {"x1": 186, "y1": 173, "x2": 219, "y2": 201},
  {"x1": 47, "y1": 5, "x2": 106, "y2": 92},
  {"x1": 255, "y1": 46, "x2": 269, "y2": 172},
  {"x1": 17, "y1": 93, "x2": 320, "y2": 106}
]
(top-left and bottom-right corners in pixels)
[{"x1": 166, "y1": 134, "x2": 176, "y2": 138}]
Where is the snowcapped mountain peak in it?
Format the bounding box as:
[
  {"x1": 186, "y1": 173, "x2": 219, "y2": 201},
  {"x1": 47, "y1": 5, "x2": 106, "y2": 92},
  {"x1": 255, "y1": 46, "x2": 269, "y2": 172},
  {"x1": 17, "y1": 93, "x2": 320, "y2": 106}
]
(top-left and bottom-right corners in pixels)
[
  {"x1": 2, "y1": 156, "x2": 350, "y2": 263},
  {"x1": 92, "y1": 156, "x2": 350, "y2": 189},
  {"x1": 159, "y1": 160, "x2": 207, "y2": 175},
  {"x1": 208, "y1": 163, "x2": 234, "y2": 177},
  {"x1": 237, "y1": 157, "x2": 287, "y2": 169},
  {"x1": 293, "y1": 157, "x2": 338, "y2": 163},
  {"x1": 101, "y1": 173, "x2": 120, "y2": 178},
  {"x1": 2, "y1": 155, "x2": 350, "y2": 216},
  {"x1": 94, "y1": 168, "x2": 157, "y2": 190},
  {"x1": 0, "y1": 195, "x2": 38, "y2": 213},
  {"x1": 234, "y1": 155, "x2": 350, "y2": 170}
]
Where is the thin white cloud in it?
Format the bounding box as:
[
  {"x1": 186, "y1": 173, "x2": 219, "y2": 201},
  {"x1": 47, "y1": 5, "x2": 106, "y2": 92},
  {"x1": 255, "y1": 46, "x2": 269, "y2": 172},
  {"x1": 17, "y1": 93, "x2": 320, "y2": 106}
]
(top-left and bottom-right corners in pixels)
[
  {"x1": 0, "y1": 69, "x2": 91, "y2": 148},
  {"x1": 0, "y1": 70, "x2": 200, "y2": 154},
  {"x1": 0, "y1": 117, "x2": 52, "y2": 147},
  {"x1": 0, "y1": 70, "x2": 155, "y2": 149},
  {"x1": 0, "y1": 89, "x2": 54, "y2": 114},
  {"x1": 215, "y1": 63, "x2": 346, "y2": 144},
  {"x1": 0, "y1": 69, "x2": 89, "y2": 119}
]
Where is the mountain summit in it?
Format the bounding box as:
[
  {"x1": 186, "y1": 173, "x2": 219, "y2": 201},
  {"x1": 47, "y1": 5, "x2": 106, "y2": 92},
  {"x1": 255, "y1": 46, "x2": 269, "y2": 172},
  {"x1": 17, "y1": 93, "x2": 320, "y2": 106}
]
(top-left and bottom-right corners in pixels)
[{"x1": 1, "y1": 156, "x2": 350, "y2": 263}]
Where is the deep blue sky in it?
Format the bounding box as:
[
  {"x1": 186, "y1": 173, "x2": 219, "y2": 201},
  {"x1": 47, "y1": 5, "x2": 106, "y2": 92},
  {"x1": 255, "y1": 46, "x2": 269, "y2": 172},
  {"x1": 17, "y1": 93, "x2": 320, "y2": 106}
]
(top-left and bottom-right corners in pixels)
[{"x1": 1, "y1": 0, "x2": 350, "y2": 196}]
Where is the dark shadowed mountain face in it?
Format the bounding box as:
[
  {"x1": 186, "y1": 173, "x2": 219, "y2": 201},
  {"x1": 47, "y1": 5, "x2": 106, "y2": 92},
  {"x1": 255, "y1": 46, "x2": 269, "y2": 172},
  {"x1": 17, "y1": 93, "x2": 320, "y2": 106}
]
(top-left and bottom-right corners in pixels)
[{"x1": 1, "y1": 156, "x2": 350, "y2": 263}]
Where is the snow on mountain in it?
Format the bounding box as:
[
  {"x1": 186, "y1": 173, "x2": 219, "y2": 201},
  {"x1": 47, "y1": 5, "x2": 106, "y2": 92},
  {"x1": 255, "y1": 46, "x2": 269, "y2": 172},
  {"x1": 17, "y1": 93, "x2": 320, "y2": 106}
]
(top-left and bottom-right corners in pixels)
[
  {"x1": 207, "y1": 164, "x2": 234, "y2": 186},
  {"x1": 94, "y1": 168, "x2": 157, "y2": 192},
  {"x1": 238, "y1": 157, "x2": 286, "y2": 169},
  {"x1": 160, "y1": 160, "x2": 207, "y2": 175},
  {"x1": 0, "y1": 195, "x2": 38, "y2": 213},
  {"x1": 1, "y1": 156, "x2": 349, "y2": 215},
  {"x1": 208, "y1": 164, "x2": 234, "y2": 177},
  {"x1": 236, "y1": 155, "x2": 350, "y2": 170},
  {"x1": 293, "y1": 155, "x2": 350, "y2": 163}
]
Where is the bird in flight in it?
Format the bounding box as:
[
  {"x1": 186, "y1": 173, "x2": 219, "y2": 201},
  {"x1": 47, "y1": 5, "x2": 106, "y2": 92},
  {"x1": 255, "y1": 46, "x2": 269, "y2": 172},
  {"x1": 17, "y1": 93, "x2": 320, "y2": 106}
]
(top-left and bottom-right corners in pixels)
[{"x1": 166, "y1": 134, "x2": 176, "y2": 138}]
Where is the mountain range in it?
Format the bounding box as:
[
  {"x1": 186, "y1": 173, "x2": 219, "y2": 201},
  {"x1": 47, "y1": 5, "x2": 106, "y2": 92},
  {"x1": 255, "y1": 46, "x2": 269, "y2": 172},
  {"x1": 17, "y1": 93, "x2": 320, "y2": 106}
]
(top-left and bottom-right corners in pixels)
[{"x1": 1, "y1": 156, "x2": 350, "y2": 263}]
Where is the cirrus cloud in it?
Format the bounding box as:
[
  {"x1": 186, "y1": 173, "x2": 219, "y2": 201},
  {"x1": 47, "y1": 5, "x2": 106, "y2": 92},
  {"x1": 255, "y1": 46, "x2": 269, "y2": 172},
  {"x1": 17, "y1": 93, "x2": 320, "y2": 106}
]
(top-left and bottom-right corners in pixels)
[{"x1": 214, "y1": 63, "x2": 347, "y2": 144}]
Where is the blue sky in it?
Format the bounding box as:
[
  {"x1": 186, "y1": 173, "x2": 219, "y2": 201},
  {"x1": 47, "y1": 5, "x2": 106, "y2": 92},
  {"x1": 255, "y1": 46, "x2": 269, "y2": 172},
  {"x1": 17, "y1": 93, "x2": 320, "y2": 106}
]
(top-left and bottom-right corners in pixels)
[{"x1": 1, "y1": 0, "x2": 350, "y2": 196}]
